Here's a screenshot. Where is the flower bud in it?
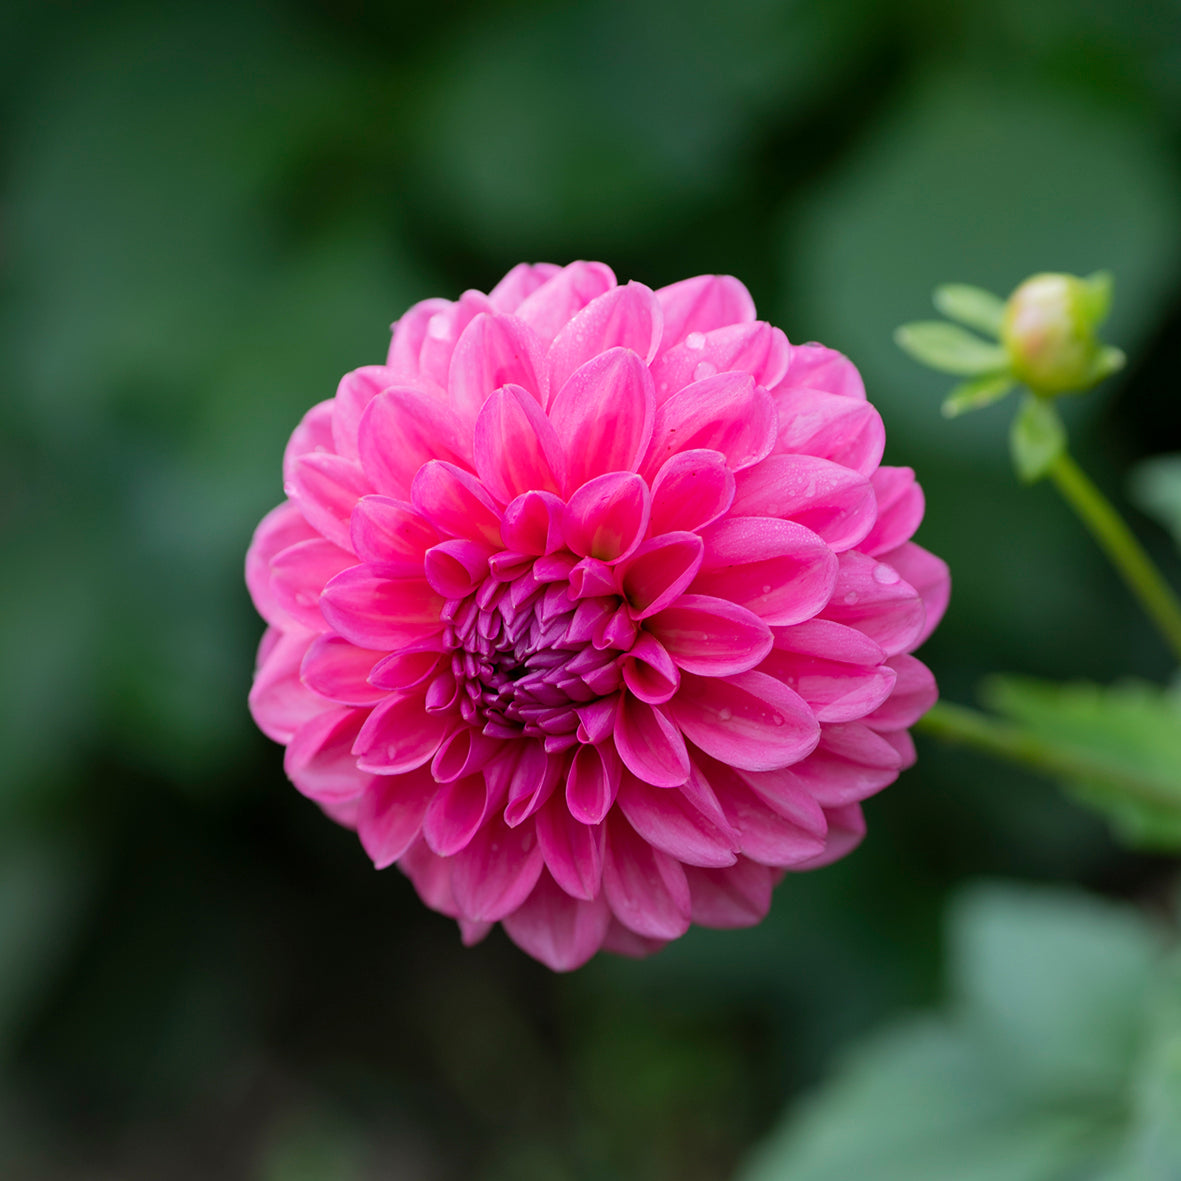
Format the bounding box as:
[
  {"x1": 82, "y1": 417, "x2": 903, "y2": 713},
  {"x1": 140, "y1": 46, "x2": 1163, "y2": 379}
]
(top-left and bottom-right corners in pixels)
[{"x1": 1000, "y1": 272, "x2": 1124, "y2": 395}]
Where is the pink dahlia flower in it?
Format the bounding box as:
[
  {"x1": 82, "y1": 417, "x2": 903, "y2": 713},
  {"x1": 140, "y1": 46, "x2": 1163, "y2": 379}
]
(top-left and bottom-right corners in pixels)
[{"x1": 246, "y1": 262, "x2": 949, "y2": 970}]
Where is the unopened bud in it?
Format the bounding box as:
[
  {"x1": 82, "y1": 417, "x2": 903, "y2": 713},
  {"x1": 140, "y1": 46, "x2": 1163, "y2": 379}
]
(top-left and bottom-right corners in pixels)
[{"x1": 1000, "y1": 272, "x2": 1124, "y2": 395}]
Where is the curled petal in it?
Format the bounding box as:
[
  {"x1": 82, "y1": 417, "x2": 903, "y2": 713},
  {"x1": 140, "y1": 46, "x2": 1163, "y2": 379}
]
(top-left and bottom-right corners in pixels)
[
  {"x1": 368, "y1": 644, "x2": 445, "y2": 692},
  {"x1": 695, "y1": 517, "x2": 837, "y2": 626},
  {"x1": 501, "y1": 490, "x2": 566, "y2": 556},
  {"x1": 411, "y1": 461, "x2": 503, "y2": 547},
  {"x1": 549, "y1": 347, "x2": 656, "y2": 490},
  {"x1": 732, "y1": 455, "x2": 875, "y2": 553},
  {"x1": 648, "y1": 449, "x2": 735, "y2": 536},
  {"x1": 547, "y1": 281, "x2": 663, "y2": 394},
  {"x1": 502, "y1": 872, "x2": 612, "y2": 972},
  {"x1": 620, "y1": 532, "x2": 704, "y2": 618},
  {"x1": 563, "y1": 472, "x2": 650, "y2": 563},
  {"x1": 536, "y1": 796, "x2": 605, "y2": 900},
  {"x1": 646, "y1": 594, "x2": 772, "y2": 677},
  {"x1": 504, "y1": 743, "x2": 564, "y2": 827},
  {"x1": 566, "y1": 742, "x2": 623, "y2": 825},
  {"x1": 356, "y1": 767, "x2": 438, "y2": 868},
  {"x1": 352, "y1": 689, "x2": 454, "y2": 774},
  {"x1": 644, "y1": 372, "x2": 777, "y2": 478},
  {"x1": 621, "y1": 633, "x2": 680, "y2": 704},
  {"x1": 424, "y1": 538, "x2": 492, "y2": 599},
  {"x1": 670, "y1": 670, "x2": 819, "y2": 771},
  {"x1": 655, "y1": 274, "x2": 756, "y2": 347},
  {"x1": 421, "y1": 772, "x2": 493, "y2": 857},
  {"x1": 614, "y1": 695, "x2": 690, "y2": 787}
]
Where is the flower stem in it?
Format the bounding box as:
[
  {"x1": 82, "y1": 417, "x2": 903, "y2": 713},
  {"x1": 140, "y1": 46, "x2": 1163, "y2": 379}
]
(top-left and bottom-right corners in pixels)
[
  {"x1": 1047, "y1": 451, "x2": 1181, "y2": 665},
  {"x1": 916, "y1": 701, "x2": 1181, "y2": 812}
]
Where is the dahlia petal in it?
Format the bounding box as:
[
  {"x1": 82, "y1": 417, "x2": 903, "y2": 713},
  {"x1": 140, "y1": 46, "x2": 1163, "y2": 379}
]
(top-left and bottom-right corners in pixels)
[
  {"x1": 645, "y1": 594, "x2": 773, "y2": 676},
  {"x1": 321, "y1": 566, "x2": 444, "y2": 650},
  {"x1": 727, "y1": 763, "x2": 828, "y2": 832},
  {"x1": 648, "y1": 449, "x2": 735, "y2": 536},
  {"x1": 878, "y1": 542, "x2": 951, "y2": 646},
  {"x1": 655, "y1": 274, "x2": 756, "y2": 347},
  {"x1": 568, "y1": 557, "x2": 619, "y2": 600},
  {"x1": 349, "y1": 496, "x2": 440, "y2": 570},
  {"x1": 449, "y1": 815, "x2": 545, "y2": 923},
  {"x1": 352, "y1": 689, "x2": 454, "y2": 775},
  {"x1": 421, "y1": 772, "x2": 493, "y2": 857},
  {"x1": 788, "y1": 744, "x2": 899, "y2": 807},
  {"x1": 757, "y1": 648, "x2": 896, "y2": 724},
  {"x1": 357, "y1": 386, "x2": 468, "y2": 498},
  {"x1": 713, "y1": 770, "x2": 827, "y2": 867},
  {"x1": 535, "y1": 797, "x2": 605, "y2": 900},
  {"x1": 246, "y1": 501, "x2": 319, "y2": 627},
  {"x1": 619, "y1": 531, "x2": 704, "y2": 618},
  {"x1": 249, "y1": 628, "x2": 321, "y2": 742},
  {"x1": 820, "y1": 551, "x2": 925, "y2": 657},
  {"x1": 514, "y1": 261, "x2": 617, "y2": 346},
  {"x1": 300, "y1": 634, "x2": 386, "y2": 706},
  {"x1": 270, "y1": 537, "x2": 356, "y2": 632},
  {"x1": 616, "y1": 775, "x2": 738, "y2": 868},
  {"x1": 459, "y1": 918, "x2": 494, "y2": 946},
  {"x1": 773, "y1": 388, "x2": 885, "y2": 476},
  {"x1": 368, "y1": 645, "x2": 445, "y2": 692},
  {"x1": 500, "y1": 490, "x2": 565, "y2": 556},
  {"x1": 424, "y1": 538, "x2": 492, "y2": 598},
  {"x1": 411, "y1": 461, "x2": 503, "y2": 547},
  {"x1": 788, "y1": 804, "x2": 867, "y2": 871},
  {"x1": 400, "y1": 838, "x2": 460, "y2": 917},
  {"x1": 771, "y1": 617, "x2": 885, "y2": 665},
  {"x1": 732, "y1": 454, "x2": 875, "y2": 553},
  {"x1": 566, "y1": 741, "x2": 622, "y2": 825},
  {"x1": 777, "y1": 343, "x2": 866, "y2": 400},
  {"x1": 332, "y1": 366, "x2": 395, "y2": 459},
  {"x1": 694, "y1": 517, "x2": 837, "y2": 626},
  {"x1": 670, "y1": 670, "x2": 819, "y2": 772},
  {"x1": 644, "y1": 372, "x2": 777, "y2": 478},
  {"x1": 473, "y1": 384, "x2": 566, "y2": 503},
  {"x1": 502, "y1": 872, "x2": 612, "y2": 972},
  {"x1": 820, "y1": 720, "x2": 907, "y2": 771},
  {"x1": 602, "y1": 813, "x2": 691, "y2": 940},
  {"x1": 488, "y1": 262, "x2": 563, "y2": 312},
  {"x1": 549, "y1": 347, "x2": 656, "y2": 490},
  {"x1": 387, "y1": 297, "x2": 452, "y2": 374},
  {"x1": 651, "y1": 321, "x2": 790, "y2": 402},
  {"x1": 419, "y1": 290, "x2": 496, "y2": 388},
  {"x1": 503, "y1": 743, "x2": 563, "y2": 826},
  {"x1": 621, "y1": 633, "x2": 680, "y2": 705},
  {"x1": 547, "y1": 281, "x2": 663, "y2": 394},
  {"x1": 286, "y1": 452, "x2": 371, "y2": 550},
  {"x1": 614, "y1": 695, "x2": 691, "y2": 787},
  {"x1": 865, "y1": 654, "x2": 938, "y2": 730},
  {"x1": 284, "y1": 707, "x2": 373, "y2": 803},
  {"x1": 685, "y1": 859, "x2": 774, "y2": 928},
  {"x1": 431, "y1": 727, "x2": 503, "y2": 783},
  {"x1": 448, "y1": 312, "x2": 548, "y2": 426},
  {"x1": 861, "y1": 467, "x2": 925, "y2": 556},
  {"x1": 282, "y1": 400, "x2": 335, "y2": 490},
  {"x1": 563, "y1": 471, "x2": 650, "y2": 563},
  {"x1": 356, "y1": 767, "x2": 437, "y2": 868},
  {"x1": 601, "y1": 921, "x2": 669, "y2": 959}
]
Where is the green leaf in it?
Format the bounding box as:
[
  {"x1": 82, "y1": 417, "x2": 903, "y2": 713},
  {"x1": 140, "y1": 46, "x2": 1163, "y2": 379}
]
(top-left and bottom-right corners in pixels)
[
  {"x1": 895, "y1": 321, "x2": 1010, "y2": 376},
  {"x1": 1009, "y1": 394, "x2": 1065, "y2": 483},
  {"x1": 1129, "y1": 453, "x2": 1181, "y2": 550},
  {"x1": 933, "y1": 284, "x2": 1006, "y2": 337},
  {"x1": 983, "y1": 676, "x2": 1181, "y2": 849},
  {"x1": 737, "y1": 885, "x2": 1173, "y2": 1181},
  {"x1": 942, "y1": 373, "x2": 1016, "y2": 418}
]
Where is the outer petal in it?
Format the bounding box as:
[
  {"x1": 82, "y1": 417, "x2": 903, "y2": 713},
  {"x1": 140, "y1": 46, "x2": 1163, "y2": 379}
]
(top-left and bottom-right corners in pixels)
[
  {"x1": 536, "y1": 796, "x2": 605, "y2": 900},
  {"x1": 448, "y1": 312, "x2": 548, "y2": 426},
  {"x1": 602, "y1": 813, "x2": 692, "y2": 940},
  {"x1": 776, "y1": 343, "x2": 866, "y2": 400},
  {"x1": 473, "y1": 383, "x2": 566, "y2": 503},
  {"x1": 269, "y1": 538, "x2": 356, "y2": 632},
  {"x1": 449, "y1": 814, "x2": 545, "y2": 922},
  {"x1": 820, "y1": 551, "x2": 925, "y2": 657},
  {"x1": 547, "y1": 281, "x2": 663, "y2": 394},
  {"x1": 246, "y1": 501, "x2": 319, "y2": 628},
  {"x1": 300, "y1": 634, "x2": 386, "y2": 705},
  {"x1": 332, "y1": 365, "x2": 396, "y2": 459},
  {"x1": 514, "y1": 261, "x2": 617, "y2": 345},
  {"x1": 563, "y1": 472, "x2": 650, "y2": 563},
  {"x1": 645, "y1": 594, "x2": 773, "y2": 677},
  {"x1": 488, "y1": 262, "x2": 563, "y2": 312},
  {"x1": 651, "y1": 322, "x2": 790, "y2": 402},
  {"x1": 772, "y1": 387, "x2": 885, "y2": 476},
  {"x1": 616, "y1": 774, "x2": 739, "y2": 868},
  {"x1": 863, "y1": 654, "x2": 938, "y2": 730},
  {"x1": 249, "y1": 628, "x2": 322, "y2": 743},
  {"x1": 502, "y1": 872, "x2": 612, "y2": 972},
  {"x1": 352, "y1": 689, "x2": 454, "y2": 775},
  {"x1": 321, "y1": 566, "x2": 444, "y2": 650},
  {"x1": 356, "y1": 766, "x2": 438, "y2": 868},
  {"x1": 877, "y1": 542, "x2": 950, "y2": 647},
  {"x1": 684, "y1": 859, "x2": 774, "y2": 928},
  {"x1": 860, "y1": 467, "x2": 925, "y2": 557},
  {"x1": 286, "y1": 452, "x2": 371, "y2": 551},
  {"x1": 357, "y1": 386, "x2": 469, "y2": 498},
  {"x1": 284, "y1": 706, "x2": 373, "y2": 804},
  {"x1": 655, "y1": 274, "x2": 756, "y2": 348}
]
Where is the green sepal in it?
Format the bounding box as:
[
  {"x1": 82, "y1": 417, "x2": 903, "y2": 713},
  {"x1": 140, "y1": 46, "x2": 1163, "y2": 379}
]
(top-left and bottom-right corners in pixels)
[
  {"x1": 932, "y1": 283, "x2": 1006, "y2": 337},
  {"x1": 1079, "y1": 270, "x2": 1114, "y2": 326},
  {"x1": 894, "y1": 321, "x2": 1010, "y2": 376},
  {"x1": 942, "y1": 373, "x2": 1016, "y2": 418},
  {"x1": 1010, "y1": 393, "x2": 1065, "y2": 483}
]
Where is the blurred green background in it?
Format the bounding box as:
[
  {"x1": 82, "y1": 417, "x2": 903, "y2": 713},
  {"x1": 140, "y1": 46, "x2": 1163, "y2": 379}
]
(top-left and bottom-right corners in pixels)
[{"x1": 2, "y1": 1, "x2": 1180, "y2": 1177}]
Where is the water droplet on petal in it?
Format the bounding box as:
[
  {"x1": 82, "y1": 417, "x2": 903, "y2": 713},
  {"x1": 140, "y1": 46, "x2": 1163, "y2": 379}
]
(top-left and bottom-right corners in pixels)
[
  {"x1": 761, "y1": 584, "x2": 771, "y2": 595},
  {"x1": 873, "y1": 564, "x2": 901, "y2": 585},
  {"x1": 718, "y1": 707, "x2": 732, "y2": 721},
  {"x1": 693, "y1": 360, "x2": 717, "y2": 381},
  {"x1": 844, "y1": 591, "x2": 860, "y2": 605},
  {"x1": 685, "y1": 332, "x2": 706, "y2": 350},
  {"x1": 772, "y1": 714, "x2": 784, "y2": 726}
]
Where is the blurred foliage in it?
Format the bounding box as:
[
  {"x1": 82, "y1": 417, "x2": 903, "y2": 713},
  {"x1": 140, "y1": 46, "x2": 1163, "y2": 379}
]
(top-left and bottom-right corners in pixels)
[
  {"x1": 740, "y1": 884, "x2": 1181, "y2": 1181},
  {"x1": 1, "y1": 0, "x2": 1180, "y2": 1178}
]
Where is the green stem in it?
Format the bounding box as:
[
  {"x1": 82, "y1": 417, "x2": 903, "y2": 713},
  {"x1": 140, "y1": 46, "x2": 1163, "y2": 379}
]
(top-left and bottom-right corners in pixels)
[
  {"x1": 916, "y1": 701, "x2": 1181, "y2": 812},
  {"x1": 1048, "y1": 451, "x2": 1181, "y2": 665}
]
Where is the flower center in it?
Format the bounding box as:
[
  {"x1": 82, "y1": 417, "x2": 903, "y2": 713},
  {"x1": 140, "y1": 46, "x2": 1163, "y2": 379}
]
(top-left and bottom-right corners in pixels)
[{"x1": 439, "y1": 554, "x2": 631, "y2": 750}]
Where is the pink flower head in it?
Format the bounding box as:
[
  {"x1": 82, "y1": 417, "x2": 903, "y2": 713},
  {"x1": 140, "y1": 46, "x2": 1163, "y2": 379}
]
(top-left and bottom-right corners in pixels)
[{"x1": 246, "y1": 262, "x2": 949, "y2": 970}]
